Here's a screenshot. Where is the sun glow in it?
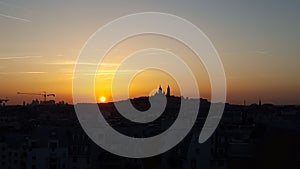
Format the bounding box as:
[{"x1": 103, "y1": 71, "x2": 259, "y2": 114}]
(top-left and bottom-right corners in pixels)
[{"x1": 99, "y1": 96, "x2": 106, "y2": 103}]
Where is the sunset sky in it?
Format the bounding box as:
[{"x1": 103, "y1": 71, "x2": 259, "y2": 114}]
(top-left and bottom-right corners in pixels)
[{"x1": 0, "y1": 0, "x2": 299, "y2": 105}]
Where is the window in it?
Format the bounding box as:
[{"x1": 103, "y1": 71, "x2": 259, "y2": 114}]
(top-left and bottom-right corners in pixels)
[
  {"x1": 49, "y1": 141, "x2": 58, "y2": 151},
  {"x1": 72, "y1": 157, "x2": 77, "y2": 163},
  {"x1": 51, "y1": 131, "x2": 57, "y2": 137},
  {"x1": 218, "y1": 160, "x2": 224, "y2": 166},
  {"x1": 31, "y1": 141, "x2": 37, "y2": 147},
  {"x1": 21, "y1": 162, "x2": 26, "y2": 167},
  {"x1": 49, "y1": 163, "x2": 57, "y2": 169},
  {"x1": 191, "y1": 159, "x2": 197, "y2": 169},
  {"x1": 21, "y1": 152, "x2": 27, "y2": 158}
]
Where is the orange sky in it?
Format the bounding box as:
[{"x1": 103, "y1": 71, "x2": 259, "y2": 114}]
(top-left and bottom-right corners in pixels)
[
  {"x1": 0, "y1": 1, "x2": 299, "y2": 105},
  {"x1": 94, "y1": 35, "x2": 211, "y2": 103}
]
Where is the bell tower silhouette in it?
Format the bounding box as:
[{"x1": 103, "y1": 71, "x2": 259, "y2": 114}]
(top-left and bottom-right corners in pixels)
[{"x1": 166, "y1": 85, "x2": 170, "y2": 97}]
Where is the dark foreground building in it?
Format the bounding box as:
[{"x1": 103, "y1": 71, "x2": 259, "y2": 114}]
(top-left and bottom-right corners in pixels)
[{"x1": 0, "y1": 96, "x2": 299, "y2": 169}]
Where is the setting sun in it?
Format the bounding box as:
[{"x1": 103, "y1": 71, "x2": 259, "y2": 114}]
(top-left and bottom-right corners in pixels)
[{"x1": 99, "y1": 96, "x2": 106, "y2": 103}]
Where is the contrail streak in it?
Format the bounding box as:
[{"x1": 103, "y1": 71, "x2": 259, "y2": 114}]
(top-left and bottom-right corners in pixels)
[
  {"x1": 0, "y1": 55, "x2": 42, "y2": 60},
  {"x1": 0, "y1": 13, "x2": 31, "y2": 22}
]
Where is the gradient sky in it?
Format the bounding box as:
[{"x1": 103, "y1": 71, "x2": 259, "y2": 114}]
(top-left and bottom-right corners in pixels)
[{"x1": 0, "y1": 0, "x2": 299, "y2": 105}]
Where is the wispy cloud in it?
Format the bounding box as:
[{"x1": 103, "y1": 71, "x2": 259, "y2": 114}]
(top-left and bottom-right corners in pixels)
[
  {"x1": 222, "y1": 50, "x2": 270, "y2": 56},
  {"x1": 22, "y1": 72, "x2": 47, "y2": 74},
  {"x1": 250, "y1": 50, "x2": 269, "y2": 55},
  {"x1": 71, "y1": 69, "x2": 138, "y2": 76},
  {"x1": 46, "y1": 61, "x2": 119, "y2": 67},
  {"x1": 46, "y1": 61, "x2": 96, "y2": 66},
  {"x1": 0, "y1": 13, "x2": 31, "y2": 22},
  {"x1": 45, "y1": 61, "x2": 77, "y2": 65},
  {"x1": 101, "y1": 63, "x2": 120, "y2": 67},
  {"x1": 0, "y1": 55, "x2": 43, "y2": 60},
  {"x1": 141, "y1": 50, "x2": 171, "y2": 56},
  {"x1": 46, "y1": 61, "x2": 99, "y2": 66},
  {"x1": 0, "y1": 71, "x2": 47, "y2": 75},
  {"x1": 96, "y1": 69, "x2": 135, "y2": 74}
]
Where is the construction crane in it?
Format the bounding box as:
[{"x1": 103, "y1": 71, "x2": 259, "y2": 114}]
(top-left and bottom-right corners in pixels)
[{"x1": 17, "y1": 92, "x2": 55, "y2": 102}]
